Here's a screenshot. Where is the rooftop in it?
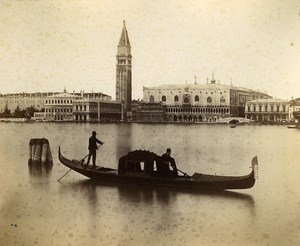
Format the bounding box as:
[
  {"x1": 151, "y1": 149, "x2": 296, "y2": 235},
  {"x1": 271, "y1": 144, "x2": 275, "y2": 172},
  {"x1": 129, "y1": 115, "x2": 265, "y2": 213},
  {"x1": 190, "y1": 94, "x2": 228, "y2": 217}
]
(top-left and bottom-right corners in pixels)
[
  {"x1": 247, "y1": 98, "x2": 288, "y2": 103},
  {"x1": 143, "y1": 83, "x2": 268, "y2": 95},
  {"x1": 46, "y1": 92, "x2": 79, "y2": 98}
]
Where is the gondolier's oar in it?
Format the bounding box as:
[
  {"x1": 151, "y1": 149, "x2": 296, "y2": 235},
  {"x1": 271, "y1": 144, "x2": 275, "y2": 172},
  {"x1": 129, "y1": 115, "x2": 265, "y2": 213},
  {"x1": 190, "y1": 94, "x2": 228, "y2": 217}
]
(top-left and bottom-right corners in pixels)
[
  {"x1": 168, "y1": 163, "x2": 191, "y2": 177},
  {"x1": 57, "y1": 143, "x2": 104, "y2": 182},
  {"x1": 177, "y1": 168, "x2": 191, "y2": 177}
]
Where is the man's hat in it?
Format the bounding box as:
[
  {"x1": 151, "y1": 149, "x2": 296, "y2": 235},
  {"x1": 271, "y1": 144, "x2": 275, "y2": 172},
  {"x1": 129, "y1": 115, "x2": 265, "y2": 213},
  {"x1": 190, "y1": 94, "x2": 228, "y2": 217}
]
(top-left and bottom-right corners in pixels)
[{"x1": 92, "y1": 131, "x2": 97, "y2": 136}]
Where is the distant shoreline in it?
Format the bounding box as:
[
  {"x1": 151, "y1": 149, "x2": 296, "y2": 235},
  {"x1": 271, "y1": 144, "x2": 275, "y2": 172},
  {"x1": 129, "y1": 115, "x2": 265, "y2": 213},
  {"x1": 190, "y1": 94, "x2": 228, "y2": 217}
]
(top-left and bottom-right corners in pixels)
[{"x1": 0, "y1": 118, "x2": 294, "y2": 126}]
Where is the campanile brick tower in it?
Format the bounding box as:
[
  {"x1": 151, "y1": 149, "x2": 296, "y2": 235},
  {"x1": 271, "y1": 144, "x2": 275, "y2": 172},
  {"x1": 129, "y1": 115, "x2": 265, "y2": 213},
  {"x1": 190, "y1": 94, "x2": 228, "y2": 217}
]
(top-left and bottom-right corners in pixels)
[{"x1": 116, "y1": 21, "x2": 132, "y2": 120}]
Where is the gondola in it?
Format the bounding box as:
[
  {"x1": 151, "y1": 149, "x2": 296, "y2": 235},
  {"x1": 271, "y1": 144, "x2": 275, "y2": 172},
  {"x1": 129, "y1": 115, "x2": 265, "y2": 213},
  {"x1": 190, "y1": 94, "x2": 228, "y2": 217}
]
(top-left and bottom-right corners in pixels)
[{"x1": 58, "y1": 147, "x2": 258, "y2": 190}]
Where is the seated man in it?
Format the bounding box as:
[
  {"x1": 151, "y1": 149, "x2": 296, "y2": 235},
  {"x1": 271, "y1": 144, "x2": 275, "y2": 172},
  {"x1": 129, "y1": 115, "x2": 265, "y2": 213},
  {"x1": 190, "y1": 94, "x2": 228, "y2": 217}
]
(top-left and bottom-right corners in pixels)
[{"x1": 161, "y1": 148, "x2": 178, "y2": 177}]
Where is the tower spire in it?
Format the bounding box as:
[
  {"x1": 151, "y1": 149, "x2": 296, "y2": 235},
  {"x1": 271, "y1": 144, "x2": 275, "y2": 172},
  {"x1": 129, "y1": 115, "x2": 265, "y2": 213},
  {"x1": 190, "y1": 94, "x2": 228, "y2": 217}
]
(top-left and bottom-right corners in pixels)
[{"x1": 118, "y1": 20, "x2": 131, "y2": 48}]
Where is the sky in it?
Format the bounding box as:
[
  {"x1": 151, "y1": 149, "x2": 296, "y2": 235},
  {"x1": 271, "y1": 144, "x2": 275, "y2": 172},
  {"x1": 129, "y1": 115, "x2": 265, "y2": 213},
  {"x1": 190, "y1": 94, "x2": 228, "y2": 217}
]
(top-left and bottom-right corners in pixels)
[{"x1": 0, "y1": 0, "x2": 299, "y2": 100}]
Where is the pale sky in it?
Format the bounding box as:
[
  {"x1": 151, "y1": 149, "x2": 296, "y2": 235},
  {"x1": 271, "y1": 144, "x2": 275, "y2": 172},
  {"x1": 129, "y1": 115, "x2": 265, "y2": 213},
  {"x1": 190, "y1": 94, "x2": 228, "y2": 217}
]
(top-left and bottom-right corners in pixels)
[{"x1": 0, "y1": 0, "x2": 299, "y2": 100}]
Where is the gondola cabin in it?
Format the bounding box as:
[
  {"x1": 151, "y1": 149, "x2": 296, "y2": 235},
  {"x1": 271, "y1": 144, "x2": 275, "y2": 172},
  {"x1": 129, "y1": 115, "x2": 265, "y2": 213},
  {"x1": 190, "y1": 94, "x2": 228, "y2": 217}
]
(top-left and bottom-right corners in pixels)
[{"x1": 118, "y1": 150, "x2": 171, "y2": 178}]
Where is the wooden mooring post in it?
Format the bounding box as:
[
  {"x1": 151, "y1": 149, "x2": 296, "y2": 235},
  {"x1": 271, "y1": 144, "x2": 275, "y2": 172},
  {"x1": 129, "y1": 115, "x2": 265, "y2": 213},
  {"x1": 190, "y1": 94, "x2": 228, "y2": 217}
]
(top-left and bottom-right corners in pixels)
[{"x1": 28, "y1": 138, "x2": 53, "y2": 165}]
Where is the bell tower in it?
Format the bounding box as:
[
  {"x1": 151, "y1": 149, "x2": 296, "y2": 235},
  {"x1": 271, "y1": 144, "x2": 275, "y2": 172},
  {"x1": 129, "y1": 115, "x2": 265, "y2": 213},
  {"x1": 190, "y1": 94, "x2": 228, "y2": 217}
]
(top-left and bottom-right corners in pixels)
[{"x1": 116, "y1": 20, "x2": 132, "y2": 120}]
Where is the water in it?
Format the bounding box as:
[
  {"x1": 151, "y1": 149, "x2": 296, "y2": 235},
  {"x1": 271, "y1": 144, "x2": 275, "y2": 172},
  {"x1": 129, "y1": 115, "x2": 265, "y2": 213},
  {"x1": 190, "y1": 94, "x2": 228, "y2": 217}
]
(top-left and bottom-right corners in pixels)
[{"x1": 0, "y1": 123, "x2": 300, "y2": 245}]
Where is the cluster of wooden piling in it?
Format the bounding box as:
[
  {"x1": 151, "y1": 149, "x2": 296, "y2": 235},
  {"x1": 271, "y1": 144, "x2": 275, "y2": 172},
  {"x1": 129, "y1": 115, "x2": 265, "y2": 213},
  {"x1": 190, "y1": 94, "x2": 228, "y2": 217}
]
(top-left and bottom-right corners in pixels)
[{"x1": 28, "y1": 138, "x2": 53, "y2": 164}]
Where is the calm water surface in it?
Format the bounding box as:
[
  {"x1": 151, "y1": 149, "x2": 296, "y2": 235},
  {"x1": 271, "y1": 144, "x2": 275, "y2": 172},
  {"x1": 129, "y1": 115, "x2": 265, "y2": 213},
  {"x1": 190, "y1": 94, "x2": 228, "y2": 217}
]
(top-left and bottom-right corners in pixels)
[{"x1": 0, "y1": 123, "x2": 300, "y2": 245}]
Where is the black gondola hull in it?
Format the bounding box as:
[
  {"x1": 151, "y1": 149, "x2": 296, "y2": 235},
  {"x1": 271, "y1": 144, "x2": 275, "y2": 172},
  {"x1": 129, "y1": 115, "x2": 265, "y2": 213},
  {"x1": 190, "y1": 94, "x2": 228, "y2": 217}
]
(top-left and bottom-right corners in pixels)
[{"x1": 58, "y1": 147, "x2": 258, "y2": 190}]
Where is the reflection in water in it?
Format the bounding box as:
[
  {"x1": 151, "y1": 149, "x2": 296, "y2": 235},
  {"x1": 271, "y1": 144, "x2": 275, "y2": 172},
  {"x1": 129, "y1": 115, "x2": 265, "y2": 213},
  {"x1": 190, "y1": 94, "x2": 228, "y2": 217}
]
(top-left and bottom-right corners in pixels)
[
  {"x1": 58, "y1": 180, "x2": 98, "y2": 209},
  {"x1": 117, "y1": 185, "x2": 257, "y2": 222},
  {"x1": 117, "y1": 185, "x2": 173, "y2": 205},
  {"x1": 28, "y1": 161, "x2": 53, "y2": 178},
  {"x1": 59, "y1": 179, "x2": 255, "y2": 213},
  {"x1": 58, "y1": 180, "x2": 99, "y2": 239},
  {"x1": 118, "y1": 185, "x2": 255, "y2": 208},
  {"x1": 116, "y1": 123, "x2": 132, "y2": 157}
]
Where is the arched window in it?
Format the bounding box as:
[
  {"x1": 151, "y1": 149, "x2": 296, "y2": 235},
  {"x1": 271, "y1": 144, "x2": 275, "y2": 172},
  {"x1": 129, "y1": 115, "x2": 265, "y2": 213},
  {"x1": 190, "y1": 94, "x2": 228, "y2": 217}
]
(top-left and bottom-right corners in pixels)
[
  {"x1": 149, "y1": 95, "x2": 154, "y2": 102},
  {"x1": 195, "y1": 95, "x2": 199, "y2": 102},
  {"x1": 184, "y1": 97, "x2": 189, "y2": 103},
  {"x1": 220, "y1": 96, "x2": 225, "y2": 103},
  {"x1": 207, "y1": 97, "x2": 212, "y2": 103},
  {"x1": 162, "y1": 95, "x2": 166, "y2": 102},
  {"x1": 174, "y1": 95, "x2": 179, "y2": 102}
]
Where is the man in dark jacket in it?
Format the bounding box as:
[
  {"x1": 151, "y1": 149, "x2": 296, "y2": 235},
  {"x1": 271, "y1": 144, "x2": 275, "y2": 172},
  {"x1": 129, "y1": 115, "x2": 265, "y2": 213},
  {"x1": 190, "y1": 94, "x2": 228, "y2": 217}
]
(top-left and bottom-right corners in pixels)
[
  {"x1": 161, "y1": 148, "x2": 178, "y2": 177},
  {"x1": 84, "y1": 131, "x2": 103, "y2": 168}
]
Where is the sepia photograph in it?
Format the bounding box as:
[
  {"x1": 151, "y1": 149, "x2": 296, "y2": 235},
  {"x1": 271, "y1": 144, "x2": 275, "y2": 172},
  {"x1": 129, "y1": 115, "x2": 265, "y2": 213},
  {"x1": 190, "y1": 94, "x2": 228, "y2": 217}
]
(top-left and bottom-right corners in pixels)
[{"x1": 0, "y1": 0, "x2": 300, "y2": 245}]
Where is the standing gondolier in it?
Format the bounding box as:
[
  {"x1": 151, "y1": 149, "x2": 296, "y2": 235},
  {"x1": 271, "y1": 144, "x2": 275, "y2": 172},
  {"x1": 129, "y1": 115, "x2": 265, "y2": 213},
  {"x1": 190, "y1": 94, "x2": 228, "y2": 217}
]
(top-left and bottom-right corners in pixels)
[{"x1": 83, "y1": 131, "x2": 103, "y2": 169}]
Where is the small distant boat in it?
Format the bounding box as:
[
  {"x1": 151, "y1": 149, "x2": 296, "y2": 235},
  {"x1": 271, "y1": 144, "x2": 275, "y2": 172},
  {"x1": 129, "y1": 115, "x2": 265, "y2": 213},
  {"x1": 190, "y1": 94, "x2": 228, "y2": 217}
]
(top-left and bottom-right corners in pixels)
[
  {"x1": 58, "y1": 148, "x2": 258, "y2": 190},
  {"x1": 287, "y1": 125, "x2": 298, "y2": 129}
]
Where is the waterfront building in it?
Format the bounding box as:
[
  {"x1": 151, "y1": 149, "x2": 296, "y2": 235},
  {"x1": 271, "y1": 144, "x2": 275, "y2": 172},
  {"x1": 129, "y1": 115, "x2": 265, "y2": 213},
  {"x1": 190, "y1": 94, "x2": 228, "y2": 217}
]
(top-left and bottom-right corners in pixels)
[
  {"x1": 131, "y1": 100, "x2": 165, "y2": 122},
  {"x1": 43, "y1": 90, "x2": 113, "y2": 122},
  {"x1": 135, "y1": 102, "x2": 166, "y2": 122},
  {"x1": 143, "y1": 76, "x2": 271, "y2": 122},
  {"x1": 131, "y1": 100, "x2": 140, "y2": 121},
  {"x1": 288, "y1": 98, "x2": 300, "y2": 122},
  {"x1": 73, "y1": 99, "x2": 121, "y2": 122},
  {"x1": 116, "y1": 21, "x2": 132, "y2": 120},
  {"x1": 293, "y1": 111, "x2": 300, "y2": 127},
  {"x1": 44, "y1": 91, "x2": 79, "y2": 121},
  {"x1": 0, "y1": 92, "x2": 57, "y2": 113},
  {"x1": 32, "y1": 112, "x2": 47, "y2": 121},
  {"x1": 245, "y1": 98, "x2": 289, "y2": 123},
  {"x1": 0, "y1": 89, "x2": 113, "y2": 121}
]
